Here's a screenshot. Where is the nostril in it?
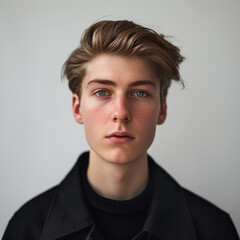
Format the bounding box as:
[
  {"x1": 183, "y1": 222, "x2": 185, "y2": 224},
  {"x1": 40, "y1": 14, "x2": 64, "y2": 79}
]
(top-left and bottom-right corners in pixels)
[{"x1": 111, "y1": 109, "x2": 131, "y2": 122}]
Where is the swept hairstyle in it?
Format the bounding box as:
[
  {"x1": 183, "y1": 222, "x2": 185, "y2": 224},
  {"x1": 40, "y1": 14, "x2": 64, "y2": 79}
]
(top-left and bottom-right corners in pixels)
[{"x1": 62, "y1": 20, "x2": 184, "y2": 104}]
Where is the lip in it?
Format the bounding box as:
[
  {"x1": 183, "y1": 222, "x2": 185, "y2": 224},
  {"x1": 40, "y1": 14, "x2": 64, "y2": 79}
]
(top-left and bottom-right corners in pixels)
[{"x1": 106, "y1": 131, "x2": 135, "y2": 143}]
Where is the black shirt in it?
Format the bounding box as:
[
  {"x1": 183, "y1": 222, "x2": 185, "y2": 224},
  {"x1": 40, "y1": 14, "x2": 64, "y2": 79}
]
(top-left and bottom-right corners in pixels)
[{"x1": 82, "y1": 156, "x2": 153, "y2": 240}]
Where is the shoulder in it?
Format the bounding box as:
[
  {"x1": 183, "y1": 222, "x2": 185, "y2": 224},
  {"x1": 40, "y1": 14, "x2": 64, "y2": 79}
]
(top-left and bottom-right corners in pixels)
[
  {"x1": 3, "y1": 186, "x2": 58, "y2": 240},
  {"x1": 149, "y1": 158, "x2": 239, "y2": 239},
  {"x1": 183, "y1": 188, "x2": 239, "y2": 239}
]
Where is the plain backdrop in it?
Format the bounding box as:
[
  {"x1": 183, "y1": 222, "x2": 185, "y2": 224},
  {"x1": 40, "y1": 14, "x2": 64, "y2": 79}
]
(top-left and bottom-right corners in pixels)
[{"x1": 1, "y1": 0, "x2": 240, "y2": 237}]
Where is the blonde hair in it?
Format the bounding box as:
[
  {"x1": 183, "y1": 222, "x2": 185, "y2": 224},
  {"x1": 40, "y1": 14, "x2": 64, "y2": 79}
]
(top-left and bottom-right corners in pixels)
[{"x1": 62, "y1": 20, "x2": 184, "y2": 103}]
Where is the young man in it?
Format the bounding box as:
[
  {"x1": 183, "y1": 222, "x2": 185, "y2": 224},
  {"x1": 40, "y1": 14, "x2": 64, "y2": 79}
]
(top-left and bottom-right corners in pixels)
[{"x1": 3, "y1": 20, "x2": 239, "y2": 240}]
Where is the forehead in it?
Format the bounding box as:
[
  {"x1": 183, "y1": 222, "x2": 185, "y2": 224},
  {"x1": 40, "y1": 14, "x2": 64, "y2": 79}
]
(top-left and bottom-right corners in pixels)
[{"x1": 83, "y1": 54, "x2": 160, "y2": 87}]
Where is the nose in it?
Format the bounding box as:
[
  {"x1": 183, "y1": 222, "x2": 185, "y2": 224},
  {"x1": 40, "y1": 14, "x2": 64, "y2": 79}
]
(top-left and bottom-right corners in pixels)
[{"x1": 111, "y1": 95, "x2": 132, "y2": 123}]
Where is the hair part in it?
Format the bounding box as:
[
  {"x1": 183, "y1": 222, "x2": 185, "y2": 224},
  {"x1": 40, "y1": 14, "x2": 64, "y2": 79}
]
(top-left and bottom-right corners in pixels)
[{"x1": 62, "y1": 20, "x2": 185, "y2": 104}]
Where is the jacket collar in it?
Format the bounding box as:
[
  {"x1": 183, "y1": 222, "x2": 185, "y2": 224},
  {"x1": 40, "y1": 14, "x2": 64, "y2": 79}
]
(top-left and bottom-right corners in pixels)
[
  {"x1": 143, "y1": 157, "x2": 197, "y2": 239},
  {"x1": 41, "y1": 152, "x2": 197, "y2": 240},
  {"x1": 41, "y1": 152, "x2": 94, "y2": 240}
]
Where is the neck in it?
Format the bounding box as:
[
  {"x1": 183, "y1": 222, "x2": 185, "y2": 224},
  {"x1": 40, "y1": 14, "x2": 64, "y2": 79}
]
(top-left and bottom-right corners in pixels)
[{"x1": 87, "y1": 151, "x2": 149, "y2": 200}]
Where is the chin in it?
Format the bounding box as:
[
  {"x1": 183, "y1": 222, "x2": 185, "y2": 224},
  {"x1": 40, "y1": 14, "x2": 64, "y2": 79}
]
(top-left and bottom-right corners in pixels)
[{"x1": 104, "y1": 148, "x2": 146, "y2": 165}]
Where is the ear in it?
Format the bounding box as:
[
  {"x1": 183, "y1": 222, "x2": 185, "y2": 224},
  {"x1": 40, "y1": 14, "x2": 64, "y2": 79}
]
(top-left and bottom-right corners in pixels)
[
  {"x1": 72, "y1": 94, "x2": 84, "y2": 124},
  {"x1": 157, "y1": 96, "x2": 167, "y2": 125}
]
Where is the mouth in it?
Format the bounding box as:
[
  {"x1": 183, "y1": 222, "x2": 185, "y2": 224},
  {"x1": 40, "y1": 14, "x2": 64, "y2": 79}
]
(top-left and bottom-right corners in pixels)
[{"x1": 106, "y1": 131, "x2": 135, "y2": 143}]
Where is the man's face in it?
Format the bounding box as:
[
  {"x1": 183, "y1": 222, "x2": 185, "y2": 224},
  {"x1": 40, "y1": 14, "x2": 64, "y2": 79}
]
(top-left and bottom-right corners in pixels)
[{"x1": 72, "y1": 54, "x2": 166, "y2": 165}]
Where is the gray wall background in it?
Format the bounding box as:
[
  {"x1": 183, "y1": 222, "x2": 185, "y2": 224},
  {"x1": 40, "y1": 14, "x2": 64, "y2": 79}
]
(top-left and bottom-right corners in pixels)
[{"x1": 1, "y1": 0, "x2": 240, "y2": 236}]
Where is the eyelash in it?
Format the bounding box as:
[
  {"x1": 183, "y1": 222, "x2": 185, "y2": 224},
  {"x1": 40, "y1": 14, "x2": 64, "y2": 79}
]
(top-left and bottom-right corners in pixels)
[
  {"x1": 94, "y1": 89, "x2": 110, "y2": 97},
  {"x1": 132, "y1": 90, "x2": 149, "y2": 98},
  {"x1": 93, "y1": 89, "x2": 149, "y2": 98}
]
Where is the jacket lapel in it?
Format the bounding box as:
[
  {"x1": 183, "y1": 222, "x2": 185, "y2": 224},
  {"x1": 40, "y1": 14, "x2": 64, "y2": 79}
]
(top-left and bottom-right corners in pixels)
[
  {"x1": 41, "y1": 153, "x2": 94, "y2": 240},
  {"x1": 143, "y1": 157, "x2": 197, "y2": 240}
]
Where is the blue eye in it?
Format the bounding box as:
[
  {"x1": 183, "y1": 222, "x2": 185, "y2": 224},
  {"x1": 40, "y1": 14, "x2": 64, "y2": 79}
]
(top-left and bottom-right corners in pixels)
[
  {"x1": 134, "y1": 91, "x2": 148, "y2": 98},
  {"x1": 95, "y1": 90, "x2": 109, "y2": 97}
]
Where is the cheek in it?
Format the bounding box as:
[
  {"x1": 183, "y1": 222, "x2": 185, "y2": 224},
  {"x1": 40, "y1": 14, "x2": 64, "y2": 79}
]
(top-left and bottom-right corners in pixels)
[
  {"x1": 133, "y1": 108, "x2": 159, "y2": 135},
  {"x1": 81, "y1": 108, "x2": 102, "y2": 146},
  {"x1": 81, "y1": 104, "x2": 109, "y2": 138},
  {"x1": 135, "y1": 104, "x2": 160, "y2": 124},
  {"x1": 81, "y1": 100, "x2": 107, "y2": 123}
]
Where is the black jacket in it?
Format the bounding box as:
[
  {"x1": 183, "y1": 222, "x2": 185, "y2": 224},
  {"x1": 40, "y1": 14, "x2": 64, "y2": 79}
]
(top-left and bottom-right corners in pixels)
[{"x1": 3, "y1": 152, "x2": 239, "y2": 240}]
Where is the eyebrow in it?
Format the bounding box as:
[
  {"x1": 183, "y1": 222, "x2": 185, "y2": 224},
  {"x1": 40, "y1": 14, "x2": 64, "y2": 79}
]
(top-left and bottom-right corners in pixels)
[{"x1": 87, "y1": 79, "x2": 156, "y2": 88}]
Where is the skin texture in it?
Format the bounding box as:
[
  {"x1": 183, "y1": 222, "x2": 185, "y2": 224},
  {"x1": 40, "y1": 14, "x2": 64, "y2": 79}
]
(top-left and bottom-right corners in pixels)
[{"x1": 72, "y1": 54, "x2": 167, "y2": 200}]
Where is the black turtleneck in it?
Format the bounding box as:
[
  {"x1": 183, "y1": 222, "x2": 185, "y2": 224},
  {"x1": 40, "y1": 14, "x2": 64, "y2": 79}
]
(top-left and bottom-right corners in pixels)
[{"x1": 81, "y1": 158, "x2": 154, "y2": 240}]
